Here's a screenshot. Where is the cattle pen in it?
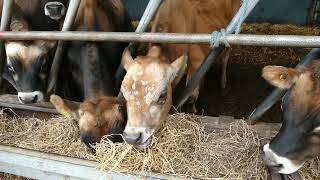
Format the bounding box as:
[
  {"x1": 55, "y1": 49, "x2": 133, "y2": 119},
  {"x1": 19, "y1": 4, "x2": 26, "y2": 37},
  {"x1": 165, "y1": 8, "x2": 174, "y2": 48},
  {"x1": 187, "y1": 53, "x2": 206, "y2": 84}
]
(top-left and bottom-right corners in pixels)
[{"x1": 0, "y1": 0, "x2": 320, "y2": 179}]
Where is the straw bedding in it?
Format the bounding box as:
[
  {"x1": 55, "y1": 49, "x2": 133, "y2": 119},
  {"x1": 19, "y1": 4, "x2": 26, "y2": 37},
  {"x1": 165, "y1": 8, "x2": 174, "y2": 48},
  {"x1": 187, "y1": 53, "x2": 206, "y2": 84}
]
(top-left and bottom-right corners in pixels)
[{"x1": 0, "y1": 110, "x2": 319, "y2": 179}]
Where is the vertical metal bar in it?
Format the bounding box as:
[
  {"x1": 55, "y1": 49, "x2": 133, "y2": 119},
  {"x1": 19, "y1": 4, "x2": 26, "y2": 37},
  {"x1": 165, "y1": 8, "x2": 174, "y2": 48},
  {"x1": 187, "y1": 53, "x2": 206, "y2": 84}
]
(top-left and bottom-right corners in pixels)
[
  {"x1": 175, "y1": 0, "x2": 260, "y2": 109},
  {"x1": 247, "y1": 48, "x2": 320, "y2": 124},
  {"x1": 0, "y1": 0, "x2": 13, "y2": 87},
  {"x1": 114, "y1": 0, "x2": 163, "y2": 92},
  {"x1": 47, "y1": 0, "x2": 81, "y2": 95}
]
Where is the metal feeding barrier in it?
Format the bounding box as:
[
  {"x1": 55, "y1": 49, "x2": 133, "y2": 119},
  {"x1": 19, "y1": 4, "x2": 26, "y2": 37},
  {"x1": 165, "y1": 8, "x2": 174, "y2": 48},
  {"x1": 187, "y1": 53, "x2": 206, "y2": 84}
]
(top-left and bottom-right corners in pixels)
[{"x1": 0, "y1": 0, "x2": 313, "y2": 179}]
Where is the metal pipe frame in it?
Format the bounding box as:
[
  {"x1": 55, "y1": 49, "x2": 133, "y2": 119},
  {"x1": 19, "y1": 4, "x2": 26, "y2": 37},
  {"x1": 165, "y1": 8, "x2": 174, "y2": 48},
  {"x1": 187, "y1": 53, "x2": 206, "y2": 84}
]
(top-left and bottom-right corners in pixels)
[
  {"x1": 0, "y1": 32, "x2": 320, "y2": 47},
  {"x1": 175, "y1": 0, "x2": 260, "y2": 109},
  {"x1": 114, "y1": 0, "x2": 163, "y2": 92},
  {"x1": 247, "y1": 48, "x2": 320, "y2": 124},
  {"x1": 46, "y1": 0, "x2": 81, "y2": 95},
  {"x1": 0, "y1": 0, "x2": 13, "y2": 87}
]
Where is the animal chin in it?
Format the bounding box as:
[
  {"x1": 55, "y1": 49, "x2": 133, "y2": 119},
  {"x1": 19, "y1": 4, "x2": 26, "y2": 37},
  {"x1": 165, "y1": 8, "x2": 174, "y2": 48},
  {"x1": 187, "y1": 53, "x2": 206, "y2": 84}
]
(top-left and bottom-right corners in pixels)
[
  {"x1": 134, "y1": 137, "x2": 153, "y2": 150},
  {"x1": 49, "y1": 14, "x2": 63, "y2": 20}
]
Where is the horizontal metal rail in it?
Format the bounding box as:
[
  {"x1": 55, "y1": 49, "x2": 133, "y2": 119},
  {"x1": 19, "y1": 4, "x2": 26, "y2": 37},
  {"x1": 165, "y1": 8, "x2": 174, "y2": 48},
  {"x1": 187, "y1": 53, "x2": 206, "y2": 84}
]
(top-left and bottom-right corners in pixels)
[
  {"x1": 0, "y1": 32, "x2": 320, "y2": 47},
  {"x1": 0, "y1": 145, "x2": 186, "y2": 180}
]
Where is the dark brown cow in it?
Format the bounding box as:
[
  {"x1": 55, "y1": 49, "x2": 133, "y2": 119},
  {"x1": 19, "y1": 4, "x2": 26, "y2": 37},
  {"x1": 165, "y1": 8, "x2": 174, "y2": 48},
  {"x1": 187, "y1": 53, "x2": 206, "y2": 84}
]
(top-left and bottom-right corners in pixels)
[
  {"x1": 120, "y1": 0, "x2": 240, "y2": 147},
  {"x1": 262, "y1": 61, "x2": 320, "y2": 174},
  {"x1": 51, "y1": 0, "x2": 132, "y2": 148},
  {"x1": 0, "y1": 0, "x2": 63, "y2": 104}
]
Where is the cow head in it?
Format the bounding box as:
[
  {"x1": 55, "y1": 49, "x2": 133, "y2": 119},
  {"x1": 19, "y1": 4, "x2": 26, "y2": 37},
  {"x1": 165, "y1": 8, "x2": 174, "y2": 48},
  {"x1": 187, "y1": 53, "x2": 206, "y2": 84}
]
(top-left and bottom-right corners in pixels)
[
  {"x1": 120, "y1": 46, "x2": 187, "y2": 148},
  {"x1": 44, "y1": 0, "x2": 68, "y2": 20},
  {"x1": 3, "y1": 18, "x2": 56, "y2": 103},
  {"x1": 50, "y1": 95, "x2": 127, "y2": 148},
  {"x1": 262, "y1": 61, "x2": 320, "y2": 174}
]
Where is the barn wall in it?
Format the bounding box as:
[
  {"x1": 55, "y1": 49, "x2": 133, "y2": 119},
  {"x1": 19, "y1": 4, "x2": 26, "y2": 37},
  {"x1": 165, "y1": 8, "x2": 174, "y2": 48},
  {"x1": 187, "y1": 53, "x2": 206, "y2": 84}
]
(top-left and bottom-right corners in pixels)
[{"x1": 122, "y1": 0, "x2": 315, "y2": 25}]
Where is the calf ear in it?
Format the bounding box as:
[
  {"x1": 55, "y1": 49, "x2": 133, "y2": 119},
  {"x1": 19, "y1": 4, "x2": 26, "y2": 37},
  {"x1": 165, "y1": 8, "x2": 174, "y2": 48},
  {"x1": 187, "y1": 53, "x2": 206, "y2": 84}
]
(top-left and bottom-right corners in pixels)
[
  {"x1": 121, "y1": 48, "x2": 134, "y2": 71},
  {"x1": 262, "y1": 66, "x2": 301, "y2": 89},
  {"x1": 170, "y1": 53, "x2": 188, "y2": 85},
  {"x1": 50, "y1": 95, "x2": 80, "y2": 119}
]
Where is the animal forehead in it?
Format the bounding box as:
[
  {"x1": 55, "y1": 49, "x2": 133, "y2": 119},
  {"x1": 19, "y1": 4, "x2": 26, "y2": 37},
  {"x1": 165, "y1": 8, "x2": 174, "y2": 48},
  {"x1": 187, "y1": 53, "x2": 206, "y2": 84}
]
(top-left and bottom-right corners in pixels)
[
  {"x1": 5, "y1": 42, "x2": 44, "y2": 63},
  {"x1": 126, "y1": 61, "x2": 169, "y2": 81}
]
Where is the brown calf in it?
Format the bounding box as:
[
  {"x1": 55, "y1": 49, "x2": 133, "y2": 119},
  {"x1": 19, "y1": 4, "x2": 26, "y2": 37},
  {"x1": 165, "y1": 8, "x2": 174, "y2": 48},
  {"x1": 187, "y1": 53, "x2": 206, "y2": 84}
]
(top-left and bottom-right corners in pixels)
[
  {"x1": 51, "y1": 0, "x2": 132, "y2": 148},
  {"x1": 120, "y1": 0, "x2": 240, "y2": 147},
  {"x1": 51, "y1": 94, "x2": 126, "y2": 146}
]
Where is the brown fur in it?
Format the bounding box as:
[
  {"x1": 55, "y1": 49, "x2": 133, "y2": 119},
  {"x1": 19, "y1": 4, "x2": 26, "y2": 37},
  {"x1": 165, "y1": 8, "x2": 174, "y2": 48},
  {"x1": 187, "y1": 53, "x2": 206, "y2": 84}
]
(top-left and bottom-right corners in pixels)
[
  {"x1": 78, "y1": 95, "x2": 126, "y2": 140},
  {"x1": 73, "y1": 0, "x2": 127, "y2": 31},
  {"x1": 263, "y1": 61, "x2": 320, "y2": 118},
  {"x1": 120, "y1": 0, "x2": 240, "y2": 145},
  {"x1": 150, "y1": 0, "x2": 240, "y2": 110},
  {"x1": 51, "y1": 94, "x2": 126, "y2": 144}
]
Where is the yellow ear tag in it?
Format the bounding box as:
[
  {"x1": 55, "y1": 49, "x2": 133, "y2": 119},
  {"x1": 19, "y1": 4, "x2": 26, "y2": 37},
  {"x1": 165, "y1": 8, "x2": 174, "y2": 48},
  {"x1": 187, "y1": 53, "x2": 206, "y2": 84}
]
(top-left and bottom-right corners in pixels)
[{"x1": 279, "y1": 73, "x2": 287, "y2": 80}]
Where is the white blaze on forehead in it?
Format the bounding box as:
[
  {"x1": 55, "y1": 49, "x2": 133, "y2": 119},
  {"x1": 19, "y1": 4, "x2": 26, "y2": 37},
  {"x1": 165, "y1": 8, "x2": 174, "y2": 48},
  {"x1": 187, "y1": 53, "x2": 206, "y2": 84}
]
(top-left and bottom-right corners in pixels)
[
  {"x1": 5, "y1": 42, "x2": 44, "y2": 60},
  {"x1": 313, "y1": 126, "x2": 320, "y2": 133},
  {"x1": 263, "y1": 144, "x2": 304, "y2": 174}
]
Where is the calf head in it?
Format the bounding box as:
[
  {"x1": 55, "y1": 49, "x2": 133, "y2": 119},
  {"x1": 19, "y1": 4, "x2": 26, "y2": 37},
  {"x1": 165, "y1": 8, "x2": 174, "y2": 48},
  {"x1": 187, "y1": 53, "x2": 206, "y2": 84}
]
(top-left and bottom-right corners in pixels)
[
  {"x1": 4, "y1": 19, "x2": 56, "y2": 103},
  {"x1": 262, "y1": 61, "x2": 320, "y2": 174},
  {"x1": 50, "y1": 95, "x2": 126, "y2": 148},
  {"x1": 44, "y1": 0, "x2": 68, "y2": 20},
  {"x1": 120, "y1": 46, "x2": 187, "y2": 148}
]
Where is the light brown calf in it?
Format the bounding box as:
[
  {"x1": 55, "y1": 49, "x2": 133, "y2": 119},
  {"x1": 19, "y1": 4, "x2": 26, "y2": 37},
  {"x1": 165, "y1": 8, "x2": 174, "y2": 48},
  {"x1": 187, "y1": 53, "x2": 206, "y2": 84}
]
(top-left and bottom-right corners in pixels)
[
  {"x1": 50, "y1": 94, "x2": 126, "y2": 148},
  {"x1": 120, "y1": 0, "x2": 240, "y2": 147}
]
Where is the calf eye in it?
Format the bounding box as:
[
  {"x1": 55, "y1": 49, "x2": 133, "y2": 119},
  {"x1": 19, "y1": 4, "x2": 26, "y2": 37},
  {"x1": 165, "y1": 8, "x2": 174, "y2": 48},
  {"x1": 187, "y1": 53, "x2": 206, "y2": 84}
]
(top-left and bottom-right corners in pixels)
[
  {"x1": 41, "y1": 59, "x2": 49, "y2": 72},
  {"x1": 158, "y1": 91, "x2": 167, "y2": 104},
  {"x1": 8, "y1": 66, "x2": 16, "y2": 73}
]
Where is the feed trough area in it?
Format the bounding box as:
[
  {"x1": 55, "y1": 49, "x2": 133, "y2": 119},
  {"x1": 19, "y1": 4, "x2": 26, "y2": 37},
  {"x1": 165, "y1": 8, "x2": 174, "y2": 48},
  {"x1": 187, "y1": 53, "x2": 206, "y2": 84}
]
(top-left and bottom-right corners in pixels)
[{"x1": 0, "y1": 111, "x2": 319, "y2": 179}]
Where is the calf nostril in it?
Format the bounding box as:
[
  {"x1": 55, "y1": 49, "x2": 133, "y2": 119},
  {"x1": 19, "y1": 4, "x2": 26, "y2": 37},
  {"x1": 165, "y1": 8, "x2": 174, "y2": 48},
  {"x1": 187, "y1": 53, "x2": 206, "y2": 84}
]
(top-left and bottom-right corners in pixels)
[
  {"x1": 124, "y1": 132, "x2": 142, "y2": 144},
  {"x1": 275, "y1": 163, "x2": 283, "y2": 168},
  {"x1": 136, "y1": 132, "x2": 142, "y2": 143},
  {"x1": 34, "y1": 95, "x2": 38, "y2": 102}
]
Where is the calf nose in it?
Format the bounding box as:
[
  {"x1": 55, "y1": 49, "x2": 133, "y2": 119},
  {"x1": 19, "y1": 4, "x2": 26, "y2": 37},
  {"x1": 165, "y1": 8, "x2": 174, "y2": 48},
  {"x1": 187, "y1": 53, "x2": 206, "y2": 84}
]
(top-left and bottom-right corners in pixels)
[
  {"x1": 263, "y1": 144, "x2": 283, "y2": 170},
  {"x1": 45, "y1": 4, "x2": 63, "y2": 14},
  {"x1": 124, "y1": 131, "x2": 142, "y2": 144},
  {"x1": 18, "y1": 94, "x2": 38, "y2": 104},
  {"x1": 80, "y1": 131, "x2": 97, "y2": 149},
  {"x1": 263, "y1": 154, "x2": 283, "y2": 169}
]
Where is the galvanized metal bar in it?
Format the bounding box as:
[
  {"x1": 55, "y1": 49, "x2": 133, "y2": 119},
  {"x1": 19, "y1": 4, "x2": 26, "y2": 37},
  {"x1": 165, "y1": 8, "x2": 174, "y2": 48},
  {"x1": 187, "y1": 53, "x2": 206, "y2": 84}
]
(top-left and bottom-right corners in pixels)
[
  {"x1": 175, "y1": 0, "x2": 260, "y2": 109},
  {"x1": 0, "y1": 32, "x2": 320, "y2": 47},
  {"x1": 47, "y1": 0, "x2": 81, "y2": 95},
  {"x1": 115, "y1": 0, "x2": 163, "y2": 92},
  {"x1": 0, "y1": 145, "x2": 188, "y2": 180},
  {"x1": 247, "y1": 48, "x2": 320, "y2": 124},
  {"x1": 135, "y1": 0, "x2": 162, "y2": 33},
  {"x1": 0, "y1": 0, "x2": 13, "y2": 87}
]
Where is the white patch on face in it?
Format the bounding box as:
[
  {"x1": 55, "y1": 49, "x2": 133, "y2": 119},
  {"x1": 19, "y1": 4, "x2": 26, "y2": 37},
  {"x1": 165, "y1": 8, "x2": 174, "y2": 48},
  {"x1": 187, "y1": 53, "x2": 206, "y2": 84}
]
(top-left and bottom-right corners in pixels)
[
  {"x1": 137, "y1": 71, "x2": 143, "y2": 76},
  {"x1": 149, "y1": 105, "x2": 161, "y2": 119},
  {"x1": 132, "y1": 82, "x2": 136, "y2": 90},
  {"x1": 263, "y1": 144, "x2": 304, "y2": 174},
  {"x1": 12, "y1": 74, "x2": 18, "y2": 81},
  {"x1": 313, "y1": 126, "x2": 320, "y2": 133},
  {"x1": 17, "y1": 91, "x2": 44, "y2": 104},
  {"x1": 5, "y1": 42, "x2": 43, "y2": 61}
]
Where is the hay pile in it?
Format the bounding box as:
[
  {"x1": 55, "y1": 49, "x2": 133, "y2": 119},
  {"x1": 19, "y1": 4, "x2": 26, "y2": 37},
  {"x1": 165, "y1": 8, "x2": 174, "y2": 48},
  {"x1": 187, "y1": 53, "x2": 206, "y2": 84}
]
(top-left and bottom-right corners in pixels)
[
  {"x1": 0, "y1": 111, "x2": 319, "y2": 179},
  {"x1": 0, "y1": 110, "x2": 92, "y2": 159}
]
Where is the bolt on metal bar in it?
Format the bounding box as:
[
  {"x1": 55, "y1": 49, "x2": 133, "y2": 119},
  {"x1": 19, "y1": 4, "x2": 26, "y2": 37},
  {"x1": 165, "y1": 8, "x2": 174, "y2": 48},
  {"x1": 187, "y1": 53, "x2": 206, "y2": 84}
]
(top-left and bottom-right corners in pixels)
[
  {"x1": 114, "y1": 0, "x2": 163, "y2": 92},
  {"x1": 247, "y1": 48, "x2": 320, "y2": 125},
  {"x1": 175, "y1": 0, "x2": 260, "y2": 110},
  {"x1": 47, "y1": 0, "x2": 81, "y2": 95},
  {"x1": 0, "y1": 0, "x2": 13, "y2": 87},
  {"x1": 1, "y1": 32, "x2": 320, "y2": 47}
]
